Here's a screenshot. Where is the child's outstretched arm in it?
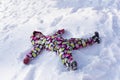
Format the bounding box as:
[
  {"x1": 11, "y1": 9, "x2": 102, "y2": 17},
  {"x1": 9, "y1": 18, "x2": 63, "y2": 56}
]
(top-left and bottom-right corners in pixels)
[
  {"x1": 23, "y1": 45, "x2": 43, "y2": 64},
  {"x1": 53, "y1": 29, "x2": 65, "y2": 37},
  {"x1": 23, "y1": 31, "x2": 46, "y2": 64}
]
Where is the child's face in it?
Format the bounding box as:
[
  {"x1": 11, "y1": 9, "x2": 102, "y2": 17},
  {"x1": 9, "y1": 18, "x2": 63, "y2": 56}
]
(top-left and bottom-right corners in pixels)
[{"x1": 35, "y1": 33, "x2": 43, "y2": 38}]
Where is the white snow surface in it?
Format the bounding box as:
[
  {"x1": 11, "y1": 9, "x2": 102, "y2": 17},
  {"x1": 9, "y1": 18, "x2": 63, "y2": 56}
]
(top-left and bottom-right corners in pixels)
[{"x1": 0, "y1": 0, "x2": 120, "y2": 80}]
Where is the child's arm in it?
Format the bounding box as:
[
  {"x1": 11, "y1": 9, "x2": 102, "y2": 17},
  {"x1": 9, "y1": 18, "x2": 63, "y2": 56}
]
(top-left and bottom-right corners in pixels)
[
  {"x1": 53, "y1": 29, "x2": 65, "y2": 37},
  {"x1": 23, "y1": 44, "x2": 43, "y2": 64},
  {"x1": 23, "y1": 34, "x2": 46, "y2": 64}
]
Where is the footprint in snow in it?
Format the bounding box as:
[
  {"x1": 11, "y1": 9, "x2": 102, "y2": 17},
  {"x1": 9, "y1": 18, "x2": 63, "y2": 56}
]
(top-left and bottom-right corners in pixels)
[
  {"x1": 112, "y1": 15, "x2": 120, "y2": 37},
  {"x1": 51, "y1": 16, "x2": 63, "y2": 27},
  {"x1": 12, "y1": 65, "x2": 36, "y2": 80}
]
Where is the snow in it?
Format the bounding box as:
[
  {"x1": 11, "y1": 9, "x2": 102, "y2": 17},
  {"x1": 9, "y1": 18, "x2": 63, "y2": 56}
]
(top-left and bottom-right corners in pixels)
[{"x1": 0, "y1": 0, "x2": 120, "y2": 80}]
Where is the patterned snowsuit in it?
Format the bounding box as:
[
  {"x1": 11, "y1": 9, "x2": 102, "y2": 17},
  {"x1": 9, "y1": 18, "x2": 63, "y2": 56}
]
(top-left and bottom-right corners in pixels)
[{"x1": 24, "y1": 29, "x2": 99, "y2": 70}]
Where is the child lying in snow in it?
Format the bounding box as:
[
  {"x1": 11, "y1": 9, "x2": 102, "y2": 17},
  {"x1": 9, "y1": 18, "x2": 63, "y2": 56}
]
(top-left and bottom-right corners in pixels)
[{"x1": 23, "y1": 29, "x2": 100, "y2": 70}]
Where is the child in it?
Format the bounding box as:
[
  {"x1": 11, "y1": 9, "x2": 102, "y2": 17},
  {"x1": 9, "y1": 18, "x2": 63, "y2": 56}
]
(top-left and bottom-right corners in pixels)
[{"x1": 23, "y1": 29, "x2": 100, "y2": 70}]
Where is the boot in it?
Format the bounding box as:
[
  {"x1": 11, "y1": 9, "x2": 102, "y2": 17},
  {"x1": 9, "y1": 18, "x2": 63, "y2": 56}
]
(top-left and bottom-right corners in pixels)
[
  {"x1": 92, "y1": 32, "x2": 100, "y2": 44},
  {"x1": 70, "y1": 61, "x2": 77, "y2": 70}
]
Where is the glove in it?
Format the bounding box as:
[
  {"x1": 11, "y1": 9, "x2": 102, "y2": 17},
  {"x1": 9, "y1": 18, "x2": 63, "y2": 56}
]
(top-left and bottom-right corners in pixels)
[{"x1": 23, "y1": 56, "x2": 31, "y2": 64}]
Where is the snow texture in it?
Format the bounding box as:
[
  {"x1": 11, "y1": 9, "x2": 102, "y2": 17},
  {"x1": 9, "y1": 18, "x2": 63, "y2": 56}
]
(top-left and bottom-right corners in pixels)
[{"x1": 0, "y1": 0, "x2": 120, "y2": 80}]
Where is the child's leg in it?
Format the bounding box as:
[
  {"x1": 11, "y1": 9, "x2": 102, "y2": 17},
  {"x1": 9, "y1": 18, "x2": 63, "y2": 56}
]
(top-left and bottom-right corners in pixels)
[
  {"x1": 69, "y1": 32, "x2": 100, "y2": 50},
  {"x1": 58, "y1": 50, "x2": 77, "y2": 70}
]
